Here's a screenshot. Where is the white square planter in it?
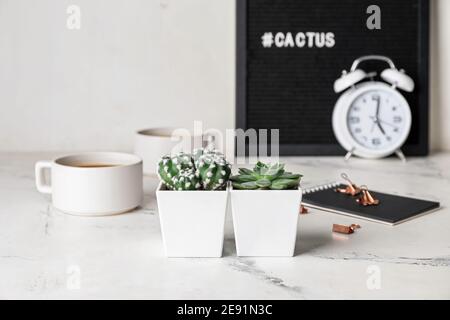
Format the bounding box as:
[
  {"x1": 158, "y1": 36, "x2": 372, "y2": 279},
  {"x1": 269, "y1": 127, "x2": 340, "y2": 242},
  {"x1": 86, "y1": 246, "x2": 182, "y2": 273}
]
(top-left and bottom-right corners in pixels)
[
  {"x1": 156, "y1": 183, "x2": 228, "y2": 257},
  {"x1": 230, "y1": 186, "x2": 302, "y2": 257}
]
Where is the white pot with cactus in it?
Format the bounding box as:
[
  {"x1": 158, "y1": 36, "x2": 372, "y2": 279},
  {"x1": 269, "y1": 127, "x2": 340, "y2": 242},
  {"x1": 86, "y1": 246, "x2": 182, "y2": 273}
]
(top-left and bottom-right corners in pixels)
[
  {"x1": 156, "y1": 147, "x2": 231, "y2": 257},
  {"x1": 230, "y1": 162, "x2": 302, "y2": 257}
]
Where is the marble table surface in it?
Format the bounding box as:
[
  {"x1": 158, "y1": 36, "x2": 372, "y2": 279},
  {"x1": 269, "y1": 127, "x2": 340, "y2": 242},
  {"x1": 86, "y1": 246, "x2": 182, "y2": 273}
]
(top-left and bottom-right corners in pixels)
[{"x1": 0, "y1": 152, "x2": 449, "y2": 300}]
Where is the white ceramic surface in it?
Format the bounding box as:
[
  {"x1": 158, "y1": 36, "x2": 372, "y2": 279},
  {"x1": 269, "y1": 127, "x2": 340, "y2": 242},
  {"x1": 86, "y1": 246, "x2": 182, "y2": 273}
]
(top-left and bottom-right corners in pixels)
[
  {"x1": 156, "y1": 183, "x2": 228, "y2": 257},
  {"x1": 35, "y1": 152, "x2": 143, "y2": 216},
  {"x1": 3, "y1": 152, "x2": 450, "y2": 299},
  {"x1": 134, "y1": 128, "x2": 203, "y2": 175},
  {"x1": 230, "y1": 187, "x2": 302, "y2": 257}
]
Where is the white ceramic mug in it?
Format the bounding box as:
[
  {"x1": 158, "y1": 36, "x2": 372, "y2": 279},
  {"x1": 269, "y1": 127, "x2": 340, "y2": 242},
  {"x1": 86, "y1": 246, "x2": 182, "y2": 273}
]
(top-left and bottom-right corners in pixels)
[
  {"x1": 134, "y1": 128, "x2": 204, "y2": 175},
  {"x1": 35, "y1": 152, "x2": 143, "y2": 216}
]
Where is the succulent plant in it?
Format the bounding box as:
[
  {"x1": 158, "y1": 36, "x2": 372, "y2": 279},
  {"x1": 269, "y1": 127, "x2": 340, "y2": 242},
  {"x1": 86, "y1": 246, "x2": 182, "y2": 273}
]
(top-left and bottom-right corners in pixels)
[
  {"x1": 158, "y1": 148, "x2": 231, "y2": 191},
  {"x1": 230, "y1": 161, "x2": 301, "y2": 190}
]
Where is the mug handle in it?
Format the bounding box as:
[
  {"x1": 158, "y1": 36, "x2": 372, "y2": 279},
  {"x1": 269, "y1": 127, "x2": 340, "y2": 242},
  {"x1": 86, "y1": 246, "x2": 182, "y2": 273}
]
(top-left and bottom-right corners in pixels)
[{"x1": 35, "y1": 161, "x2": 52, "y2": 194}]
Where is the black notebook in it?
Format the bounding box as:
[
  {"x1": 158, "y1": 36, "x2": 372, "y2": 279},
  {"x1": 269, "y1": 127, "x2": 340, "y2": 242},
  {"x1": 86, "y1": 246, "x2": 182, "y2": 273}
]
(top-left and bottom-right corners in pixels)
[{"x1": 302, "y1": 183, "x2": 440, "y2": 225}]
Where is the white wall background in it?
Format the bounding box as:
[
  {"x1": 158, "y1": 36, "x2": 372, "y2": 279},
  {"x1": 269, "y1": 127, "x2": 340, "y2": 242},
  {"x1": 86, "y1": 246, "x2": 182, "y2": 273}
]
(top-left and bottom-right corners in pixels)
[
  {"x1": 430, "y1": 0, "x2": 450, "y2": 151},
  {"x1": 0, "y1": 0, "x2": 448, "y2": 152}
]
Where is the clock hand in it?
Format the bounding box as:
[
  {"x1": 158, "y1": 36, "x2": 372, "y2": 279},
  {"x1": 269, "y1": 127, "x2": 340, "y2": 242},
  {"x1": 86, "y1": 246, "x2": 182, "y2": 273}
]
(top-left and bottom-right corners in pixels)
[
  {"x1": 375, "y1": 96, "x2": 381, "y2": 119},
  {"x1": 377, "y1": 122, "x2": 386, "y2": 135},
  {"x1": 378, "y1": 119, "x2": 399, "y2": 130},
  {"x1": 369, "y1": 115, "x2": 386, "y2": 135}
]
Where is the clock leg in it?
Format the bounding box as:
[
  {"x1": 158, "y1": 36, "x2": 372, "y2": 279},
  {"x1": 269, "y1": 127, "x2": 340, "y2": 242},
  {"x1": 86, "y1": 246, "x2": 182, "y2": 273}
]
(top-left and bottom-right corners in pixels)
[
  {"x1": 344, "y1": 148, "x2": 355, "y2": 161},
  {"x1": 395, "y1": 149, "x2": 407, "y2": 163}
]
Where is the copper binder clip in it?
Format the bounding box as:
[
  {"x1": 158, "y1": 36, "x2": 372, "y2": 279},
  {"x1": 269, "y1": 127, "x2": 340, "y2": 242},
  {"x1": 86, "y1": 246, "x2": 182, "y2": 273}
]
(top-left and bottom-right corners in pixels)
[
  {"x1": 332, "y1": 223, "x2": 361, "y2": 234},
  {"x1": 335, "y1": 173, "x2": 361, "y2": 196},
  {"x1": 356, "y1": 185, "x2": 380, "y2": 206},
  {"x1": 299, "y1": 205, "x2": 309, "y2": 214}
]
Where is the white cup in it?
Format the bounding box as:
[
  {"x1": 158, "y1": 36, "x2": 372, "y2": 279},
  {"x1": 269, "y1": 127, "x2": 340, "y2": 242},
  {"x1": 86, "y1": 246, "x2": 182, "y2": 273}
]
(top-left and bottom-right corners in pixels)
[
  {"x1": 134, "y1": 128, "x2": 204, "y2": 176},
  {"x1": 35, "y1": 152, "x2": 143, "y2": 216}
]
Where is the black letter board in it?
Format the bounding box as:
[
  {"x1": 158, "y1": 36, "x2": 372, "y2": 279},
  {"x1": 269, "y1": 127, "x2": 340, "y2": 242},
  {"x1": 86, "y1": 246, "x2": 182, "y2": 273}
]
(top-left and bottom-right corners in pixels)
[{"x1": 236, "y1": 0, "x2": 429, "y2": 156}]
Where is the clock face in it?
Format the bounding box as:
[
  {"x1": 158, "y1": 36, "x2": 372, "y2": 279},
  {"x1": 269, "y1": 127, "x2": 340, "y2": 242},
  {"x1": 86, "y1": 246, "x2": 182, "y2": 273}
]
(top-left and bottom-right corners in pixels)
[{"x1": 346, "y1": 89, "x2": 408, "y2": 150}]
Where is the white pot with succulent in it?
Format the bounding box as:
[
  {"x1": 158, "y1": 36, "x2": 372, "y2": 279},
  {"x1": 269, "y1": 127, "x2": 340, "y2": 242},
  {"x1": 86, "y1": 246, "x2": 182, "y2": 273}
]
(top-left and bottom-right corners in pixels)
[
  {"x1": 230, "y1": 162, "x2": 302, "y2": 257},
  {"x1": 156, "y1": 148, "x2": 231, "y2": 257}
]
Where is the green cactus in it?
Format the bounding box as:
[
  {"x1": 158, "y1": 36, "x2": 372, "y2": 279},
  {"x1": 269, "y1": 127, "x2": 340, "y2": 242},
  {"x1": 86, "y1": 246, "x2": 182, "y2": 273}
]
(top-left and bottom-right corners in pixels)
[
  {"x1": 230, "y1": 161, "x2": 302, "y2": 190},
  {"x1": 173, "y1": 168, "x2": 201, "y2": 191},
  {"x1": 157, "y1": 153, "x2": 199, "y2": 191},
  {"x1": 158, "y1": 148, "x2": 231, "y2": 191},
  {"x1": 194, "y1": 148, "x2": 232, "y2": 190}
]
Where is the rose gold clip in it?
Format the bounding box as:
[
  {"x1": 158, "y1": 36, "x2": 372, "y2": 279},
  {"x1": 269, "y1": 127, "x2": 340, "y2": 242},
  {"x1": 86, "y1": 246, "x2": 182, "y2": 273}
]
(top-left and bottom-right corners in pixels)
[
  {"x1": 335, "y1": 173, "x2": 361, "y2": 196},
  {"x1": 356, "y1": 185, "x2": 380, "y2": 206},
  {"x1": 332, "y1": 223, "x2": 361, "y2": 234},
  {"x1": 299, "y1": 205, "x2": 309, "y2": 214}
]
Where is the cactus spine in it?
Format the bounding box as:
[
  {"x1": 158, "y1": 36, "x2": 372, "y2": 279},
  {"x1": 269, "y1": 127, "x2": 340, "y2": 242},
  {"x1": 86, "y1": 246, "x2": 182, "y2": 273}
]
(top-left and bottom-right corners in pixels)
[{"x1": 158, "y1": 148, "x2": 231, "y2": 191}]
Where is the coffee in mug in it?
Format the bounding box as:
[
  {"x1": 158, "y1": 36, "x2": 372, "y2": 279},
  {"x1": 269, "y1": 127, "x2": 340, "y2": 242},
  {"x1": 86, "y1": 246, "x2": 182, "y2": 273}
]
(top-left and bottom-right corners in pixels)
[
  {"x1": 35, "y1": 152, "x2": 143, "y2": 216},
  {"x1": 73, "y1": 164, "x2": 119, "y2": 168}
]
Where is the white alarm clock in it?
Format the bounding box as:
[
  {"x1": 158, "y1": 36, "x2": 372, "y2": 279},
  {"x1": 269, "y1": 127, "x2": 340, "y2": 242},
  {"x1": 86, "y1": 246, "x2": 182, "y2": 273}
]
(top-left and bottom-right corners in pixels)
[{"x1": 332, "y1": 55, "x2": 414, "y2": 161}]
